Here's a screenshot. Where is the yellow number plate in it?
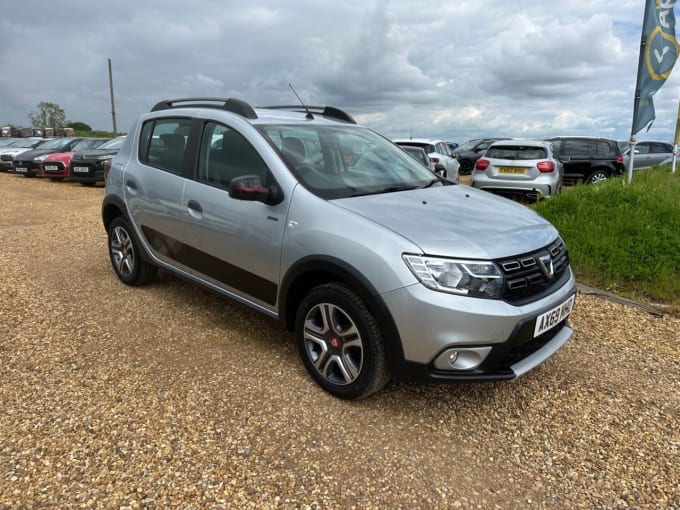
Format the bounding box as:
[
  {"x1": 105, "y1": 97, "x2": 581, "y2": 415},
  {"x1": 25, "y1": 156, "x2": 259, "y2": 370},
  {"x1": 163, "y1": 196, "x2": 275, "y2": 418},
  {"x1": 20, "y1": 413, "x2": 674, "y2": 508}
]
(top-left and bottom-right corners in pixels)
[{"x1": 498, "y1": 167, "x2": 526, "y2": 175}]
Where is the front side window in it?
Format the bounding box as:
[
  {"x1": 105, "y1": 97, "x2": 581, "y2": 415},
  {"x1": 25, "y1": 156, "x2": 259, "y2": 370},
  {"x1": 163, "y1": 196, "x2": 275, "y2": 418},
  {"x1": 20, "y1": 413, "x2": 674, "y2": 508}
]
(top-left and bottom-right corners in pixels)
[
  {"x1": 636, "y1": 143, "x2": 651, "y2": 155},
  {"x1": 197, "y1": 122, "x2": 269, "y2": 189},
  {"x1": 259, "y1": 125, "x2": 441, "y2": 199},
  {"x1": 139, "y1": 118, "x2": 192, "y2": 175}
]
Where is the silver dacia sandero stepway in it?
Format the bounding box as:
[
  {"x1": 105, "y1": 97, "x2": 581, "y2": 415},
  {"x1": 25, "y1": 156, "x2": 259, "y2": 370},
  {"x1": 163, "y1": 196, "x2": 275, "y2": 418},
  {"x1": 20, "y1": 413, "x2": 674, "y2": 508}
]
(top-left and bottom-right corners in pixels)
[{"x1": 102, "y1": 98, "x2": 576, "y2": 399}]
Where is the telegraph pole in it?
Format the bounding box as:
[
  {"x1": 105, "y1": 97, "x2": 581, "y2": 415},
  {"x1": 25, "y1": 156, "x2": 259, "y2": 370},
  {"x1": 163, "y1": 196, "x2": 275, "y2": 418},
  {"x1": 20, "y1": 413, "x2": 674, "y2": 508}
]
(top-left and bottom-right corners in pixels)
[{"x1": 108, "y1": 58, "x2": 117, "y2": 135}]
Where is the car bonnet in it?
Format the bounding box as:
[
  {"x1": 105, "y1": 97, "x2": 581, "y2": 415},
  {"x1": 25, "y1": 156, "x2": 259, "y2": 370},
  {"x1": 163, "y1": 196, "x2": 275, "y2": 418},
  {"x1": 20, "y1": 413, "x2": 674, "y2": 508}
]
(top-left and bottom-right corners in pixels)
[{"x1": 333, "y1": 185, "x2": 558, "y2": 259}]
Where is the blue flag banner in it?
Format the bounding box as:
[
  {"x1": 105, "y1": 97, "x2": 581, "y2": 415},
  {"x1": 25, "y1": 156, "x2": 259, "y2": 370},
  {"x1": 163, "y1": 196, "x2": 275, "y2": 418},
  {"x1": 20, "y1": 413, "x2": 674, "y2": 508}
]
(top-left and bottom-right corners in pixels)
[{"x1": 631, "y1": 0, "x2": 680, "y2": 136}]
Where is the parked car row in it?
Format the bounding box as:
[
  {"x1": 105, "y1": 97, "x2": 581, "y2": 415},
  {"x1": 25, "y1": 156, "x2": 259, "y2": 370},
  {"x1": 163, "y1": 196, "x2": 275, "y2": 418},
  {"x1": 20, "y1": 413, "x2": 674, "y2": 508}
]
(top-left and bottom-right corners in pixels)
[{"x1": 0, "y1": 135, "x2": 125, "y2": 185}]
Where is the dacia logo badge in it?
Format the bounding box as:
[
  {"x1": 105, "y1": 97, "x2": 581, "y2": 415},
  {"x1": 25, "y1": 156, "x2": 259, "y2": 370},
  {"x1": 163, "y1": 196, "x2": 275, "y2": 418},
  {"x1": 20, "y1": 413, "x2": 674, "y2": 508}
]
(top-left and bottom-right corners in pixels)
[{"x1": 538, "y1": 254, "x2": 555, "y2": 280}]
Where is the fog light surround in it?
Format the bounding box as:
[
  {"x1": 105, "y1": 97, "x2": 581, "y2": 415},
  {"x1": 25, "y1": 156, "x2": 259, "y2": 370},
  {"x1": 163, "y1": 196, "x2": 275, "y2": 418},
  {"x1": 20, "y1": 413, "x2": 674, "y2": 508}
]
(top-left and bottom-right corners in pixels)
[{"x1": 433, "y1": 347, "x2": 493, "y2": 371}]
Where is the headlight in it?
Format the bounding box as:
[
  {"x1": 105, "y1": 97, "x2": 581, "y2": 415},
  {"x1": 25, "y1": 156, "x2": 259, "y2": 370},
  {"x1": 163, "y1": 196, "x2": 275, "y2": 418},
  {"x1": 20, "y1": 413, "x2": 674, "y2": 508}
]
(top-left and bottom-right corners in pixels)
[
  {"x1": 34, "y1": 154, "x2": 49, "y2": 162},
  {"x1": 403, "y1": 254, "x2": 504, "y2": 298}
]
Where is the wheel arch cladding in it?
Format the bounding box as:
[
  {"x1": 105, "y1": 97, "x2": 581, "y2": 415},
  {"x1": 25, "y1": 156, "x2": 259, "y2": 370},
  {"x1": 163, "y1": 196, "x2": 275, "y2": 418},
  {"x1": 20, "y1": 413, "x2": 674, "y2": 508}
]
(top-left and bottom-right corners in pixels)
[{"x1": 279, "y1": 256, "x2": 407, "y2": 372}]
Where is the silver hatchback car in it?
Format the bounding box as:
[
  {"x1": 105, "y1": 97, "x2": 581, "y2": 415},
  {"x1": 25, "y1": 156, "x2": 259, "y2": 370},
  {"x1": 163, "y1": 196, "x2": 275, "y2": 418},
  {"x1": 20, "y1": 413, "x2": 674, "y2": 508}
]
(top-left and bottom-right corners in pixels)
[
  {"x1": 470, "y1": 139, "x2": 563, "y2": 201},
  {"x1": 102, "y1": 98, "x2": 576, "y2": 399}
]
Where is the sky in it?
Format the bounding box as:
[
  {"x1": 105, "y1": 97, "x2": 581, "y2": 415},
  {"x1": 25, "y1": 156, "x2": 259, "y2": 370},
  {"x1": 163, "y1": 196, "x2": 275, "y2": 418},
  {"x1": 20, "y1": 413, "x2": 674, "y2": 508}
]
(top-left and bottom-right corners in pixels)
[{"x1": 1, "y1": 0, "x2": 679, "y2": 144}]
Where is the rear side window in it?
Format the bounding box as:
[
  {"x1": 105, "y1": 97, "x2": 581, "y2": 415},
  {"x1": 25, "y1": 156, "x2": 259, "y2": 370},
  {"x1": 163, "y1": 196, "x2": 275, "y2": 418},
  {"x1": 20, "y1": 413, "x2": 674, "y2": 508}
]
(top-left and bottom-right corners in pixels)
[
  {"x1": 139, "y1": 118, "x2": 192, "y2": 175},
  {"x1": 596, "y1": 141, "x2": 615, "y2": 156},
  {"x1": 650, "y1": 142, "x2": 672, "y2": 153},
  {"x1": 562, "y1": 139, "x2": 596, "y2": 156},
  {"x1": 486, "y1": 145, "x2": 547, "y2": 160}
]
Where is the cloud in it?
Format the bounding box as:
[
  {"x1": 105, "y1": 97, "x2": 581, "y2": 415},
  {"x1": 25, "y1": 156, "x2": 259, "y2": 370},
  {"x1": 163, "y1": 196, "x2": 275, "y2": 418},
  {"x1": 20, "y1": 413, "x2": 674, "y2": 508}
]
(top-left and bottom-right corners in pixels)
[{"x1": 0, "y1": 0, "x2": 677, "y2": 144}]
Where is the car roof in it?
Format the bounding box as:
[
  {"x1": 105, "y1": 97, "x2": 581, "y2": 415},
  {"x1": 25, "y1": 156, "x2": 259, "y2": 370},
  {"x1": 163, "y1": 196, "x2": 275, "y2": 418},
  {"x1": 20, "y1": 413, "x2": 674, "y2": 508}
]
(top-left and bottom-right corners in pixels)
[
  {"x1": 147, "y1": 98, "x2": 358, "y2": 127},
  {"x1": 489, "y1": 139, "x2": 551, "y2": 148},
  {"x1": 393, "y1": 138, "x2": 445, "y2": 144},
  {"x1": 546, "y1": 135, "x2": 616, "y2": 141}
]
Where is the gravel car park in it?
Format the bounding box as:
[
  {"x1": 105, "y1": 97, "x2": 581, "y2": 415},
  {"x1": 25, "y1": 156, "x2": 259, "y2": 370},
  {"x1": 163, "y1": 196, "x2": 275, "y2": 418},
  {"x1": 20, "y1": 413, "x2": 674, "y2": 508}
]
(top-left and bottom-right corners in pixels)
[{"x1": 1, "y1": 172, "x2": 678, "y2": 509}]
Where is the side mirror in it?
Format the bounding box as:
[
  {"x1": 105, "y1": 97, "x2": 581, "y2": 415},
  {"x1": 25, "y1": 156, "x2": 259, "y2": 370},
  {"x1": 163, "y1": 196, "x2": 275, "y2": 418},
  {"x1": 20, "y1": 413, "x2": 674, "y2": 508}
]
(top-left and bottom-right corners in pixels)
[
  {"x1": 229, "y1": 175, "x2": 283, "y2": 205},
  {"x1": 434, "y1": 163, "x2": 446, "y2": 176}
]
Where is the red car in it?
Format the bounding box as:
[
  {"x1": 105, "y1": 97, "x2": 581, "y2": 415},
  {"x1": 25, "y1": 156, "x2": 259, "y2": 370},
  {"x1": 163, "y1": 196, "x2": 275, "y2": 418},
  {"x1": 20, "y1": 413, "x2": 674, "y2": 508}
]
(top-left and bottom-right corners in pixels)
[{"x1": 41, "y1": 138, "x2": 110, "y2": 180}]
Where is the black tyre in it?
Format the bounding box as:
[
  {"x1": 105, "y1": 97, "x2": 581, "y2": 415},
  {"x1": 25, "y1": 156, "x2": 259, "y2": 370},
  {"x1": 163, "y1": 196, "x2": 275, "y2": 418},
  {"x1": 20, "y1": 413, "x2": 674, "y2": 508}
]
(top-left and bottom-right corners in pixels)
[
  {"x1": 295, "y1": 283, "x2": 390, "y2": 399},
  {"x1": 459, "y1": 159, "x2": 473, "y2": 175},
  {"x1": 587, "y1": 170, "x2": 608, "y2": 184},
  {"x1": 107, "y1": 216, "x2": 158, "y2": 286}
]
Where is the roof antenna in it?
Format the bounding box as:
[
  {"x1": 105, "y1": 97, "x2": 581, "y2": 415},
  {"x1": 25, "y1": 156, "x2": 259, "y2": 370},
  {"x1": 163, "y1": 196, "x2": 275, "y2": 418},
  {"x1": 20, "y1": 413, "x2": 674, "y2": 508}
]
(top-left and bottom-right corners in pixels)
[{"x1": 289, "y1": 83, "x2": 314, "y2": 120}]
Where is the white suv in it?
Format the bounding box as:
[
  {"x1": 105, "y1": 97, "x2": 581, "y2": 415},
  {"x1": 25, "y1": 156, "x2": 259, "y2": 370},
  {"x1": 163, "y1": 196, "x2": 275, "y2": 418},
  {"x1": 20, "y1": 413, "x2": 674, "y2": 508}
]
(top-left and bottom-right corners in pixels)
[
  {"x1": 102, "y1": 98, "x2": 576, "y2": 399},
  {"x1": 393, "y1": 138, "x2": 460, "y2": 182}
]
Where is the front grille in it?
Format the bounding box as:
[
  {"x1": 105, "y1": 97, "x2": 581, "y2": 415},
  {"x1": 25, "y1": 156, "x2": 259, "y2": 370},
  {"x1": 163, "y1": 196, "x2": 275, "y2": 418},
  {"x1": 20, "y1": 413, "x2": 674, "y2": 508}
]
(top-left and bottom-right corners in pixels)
[
  {"x1": 496, "y1": 238, "x2": 569, "y2": 304},
  {"x1": 0, "y1": 154, "x2": 13, "y2": 162}
]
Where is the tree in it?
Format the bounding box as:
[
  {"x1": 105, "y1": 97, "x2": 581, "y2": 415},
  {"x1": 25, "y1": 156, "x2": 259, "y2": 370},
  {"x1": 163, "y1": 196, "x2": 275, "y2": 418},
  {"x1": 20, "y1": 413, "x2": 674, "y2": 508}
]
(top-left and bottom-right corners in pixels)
[
  {"x1": 28, "y1": 101, "x2": 66, "y2": 129},
  {"x1": 67, "y1": 121, "x2": 92, "y2": 132}
]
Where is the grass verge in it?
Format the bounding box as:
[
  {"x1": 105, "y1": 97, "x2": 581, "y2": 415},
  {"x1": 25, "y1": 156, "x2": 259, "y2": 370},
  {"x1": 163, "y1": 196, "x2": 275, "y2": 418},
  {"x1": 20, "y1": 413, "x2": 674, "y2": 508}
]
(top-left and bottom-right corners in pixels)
[{"x1": 532, "y1": 167, "x2": 680, "y2": 312}]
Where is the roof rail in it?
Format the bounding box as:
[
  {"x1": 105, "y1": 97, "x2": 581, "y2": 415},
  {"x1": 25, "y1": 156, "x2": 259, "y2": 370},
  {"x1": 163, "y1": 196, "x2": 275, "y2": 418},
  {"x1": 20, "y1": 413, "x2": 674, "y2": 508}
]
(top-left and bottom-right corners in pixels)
[
  {"x1": 258, "y1": 105, "x2": 356, "y2": 124},
  {"x1": 150, "y1": 97, "x2": 258, "y2": 119}
]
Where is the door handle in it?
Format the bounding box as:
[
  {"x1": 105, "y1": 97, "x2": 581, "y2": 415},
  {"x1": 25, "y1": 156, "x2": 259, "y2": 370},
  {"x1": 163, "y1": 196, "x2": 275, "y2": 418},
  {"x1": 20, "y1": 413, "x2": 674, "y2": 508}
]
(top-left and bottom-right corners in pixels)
[
  {"x1": 125, "y1": 179, "x2": 137, "y2": 190},
  {"x1": 187, "y1": 200, "x2": 203, "y2": 214}
]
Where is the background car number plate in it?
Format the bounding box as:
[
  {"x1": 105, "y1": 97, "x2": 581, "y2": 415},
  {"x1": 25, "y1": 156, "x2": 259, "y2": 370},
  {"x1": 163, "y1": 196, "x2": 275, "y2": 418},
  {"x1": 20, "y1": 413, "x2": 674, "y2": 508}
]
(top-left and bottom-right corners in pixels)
[
  {"x1": 15, "y1": 167, "x2": 27, "y2": 173},
  {"x1": 499, "y1": 167, "x2": 526, "y2": 174},
  {"x1": 73, "y1": 167, "x2": 89, "y2": 173},
  {"x1": 45, "y1": 165, "x2": 58, "y2": 171},
  {"x1": 533, "y1": 294, "x2": 575, "y2": 337}
]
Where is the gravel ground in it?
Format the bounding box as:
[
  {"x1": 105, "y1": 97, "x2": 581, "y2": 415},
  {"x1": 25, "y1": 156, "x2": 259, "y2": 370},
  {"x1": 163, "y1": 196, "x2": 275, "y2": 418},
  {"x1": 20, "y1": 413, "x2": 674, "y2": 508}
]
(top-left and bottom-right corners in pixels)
[{"x1": 0, "y1": 172, "x2": 678, "y2": 509}]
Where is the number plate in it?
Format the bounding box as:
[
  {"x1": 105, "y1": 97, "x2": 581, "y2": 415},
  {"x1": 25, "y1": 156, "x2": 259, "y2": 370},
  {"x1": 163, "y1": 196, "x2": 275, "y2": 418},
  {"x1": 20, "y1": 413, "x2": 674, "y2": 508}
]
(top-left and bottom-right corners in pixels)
[
  {"x1": 15, "y1": 167, "x2": 27, "y2": 173},
  {"x1": 499, "y1": 167, "x2": 526, "y2": 175},
  {"x1": 533, "y1": 294, "x2": 575, "y2": 337},
  {"x1": 72, "y1": 167, "x2": 89, "y2": 173},
  {"x1": 44, "y1": 165, "x2": 59, "y2": 171}
]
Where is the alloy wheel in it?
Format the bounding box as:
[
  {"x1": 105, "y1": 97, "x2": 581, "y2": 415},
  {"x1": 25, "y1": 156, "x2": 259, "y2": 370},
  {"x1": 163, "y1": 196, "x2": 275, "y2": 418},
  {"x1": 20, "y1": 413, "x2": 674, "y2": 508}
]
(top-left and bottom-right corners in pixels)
[
  {"x1": 110, "y1": 225, "x2": 135, "y2": 277},
  {"x1": 302, "y1": 302, "x2": 364, "y2": 386}
]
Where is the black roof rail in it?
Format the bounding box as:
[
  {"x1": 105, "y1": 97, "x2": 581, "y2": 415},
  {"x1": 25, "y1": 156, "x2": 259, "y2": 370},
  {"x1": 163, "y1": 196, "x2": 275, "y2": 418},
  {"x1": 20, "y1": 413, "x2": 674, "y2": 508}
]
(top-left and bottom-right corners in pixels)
[
  {"x1": 150, "y1": 97, "x2": 258, "y2": 119},
  {"x1": 258, "y1": 105, "x2": 356, "y2": 124}
]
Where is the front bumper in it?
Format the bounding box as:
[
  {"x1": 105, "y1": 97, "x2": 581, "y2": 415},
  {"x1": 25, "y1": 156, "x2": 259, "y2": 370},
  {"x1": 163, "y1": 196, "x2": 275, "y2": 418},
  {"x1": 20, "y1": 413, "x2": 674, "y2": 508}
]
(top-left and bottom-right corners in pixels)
[
  {"x1": 41, "y1": 162, "x2": 68, "y2": 178},
  {"x1": 13, "y1": 160, "x2": 41, "y2": 177},
  {"x1": 69, "y1": 163, "x2": 104, "y2": 183},
  {"x1": 382, "y1": 268, "x2": 576, "y2": 382}
]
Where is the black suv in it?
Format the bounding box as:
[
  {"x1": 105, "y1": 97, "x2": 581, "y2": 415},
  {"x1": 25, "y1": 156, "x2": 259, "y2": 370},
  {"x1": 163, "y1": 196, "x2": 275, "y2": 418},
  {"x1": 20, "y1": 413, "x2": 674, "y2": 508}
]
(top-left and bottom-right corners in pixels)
[
  {"x1": 453, "y1": 137, "x2": 511, "y2": 175},
  {"x1": 546, "y1": 137, "x2": 624, "y2": 184}
]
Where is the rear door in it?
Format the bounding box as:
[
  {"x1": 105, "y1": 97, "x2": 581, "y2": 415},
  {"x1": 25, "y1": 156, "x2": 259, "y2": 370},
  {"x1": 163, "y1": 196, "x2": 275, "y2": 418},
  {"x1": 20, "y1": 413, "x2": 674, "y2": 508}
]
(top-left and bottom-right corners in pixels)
[
  {"x1": 561, "y1": 139, "x2": 595, "y2": 181},
  {"x1": 125, "y1": 117, "x2": 195, "y2": 272},
  {"x1": 649, "y1": 142, "x2": 673, "y2": 166}
]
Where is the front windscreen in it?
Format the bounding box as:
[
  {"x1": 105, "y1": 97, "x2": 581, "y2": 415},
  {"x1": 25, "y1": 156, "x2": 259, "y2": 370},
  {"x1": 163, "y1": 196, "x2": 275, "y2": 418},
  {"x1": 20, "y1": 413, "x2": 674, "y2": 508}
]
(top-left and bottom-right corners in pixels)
[
  {"x1": 259, "y1": 125, "x2": 441, "y2": 199},
  {"x1": 98, "y1": 136, "x2": 126, "y2": 150}
]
